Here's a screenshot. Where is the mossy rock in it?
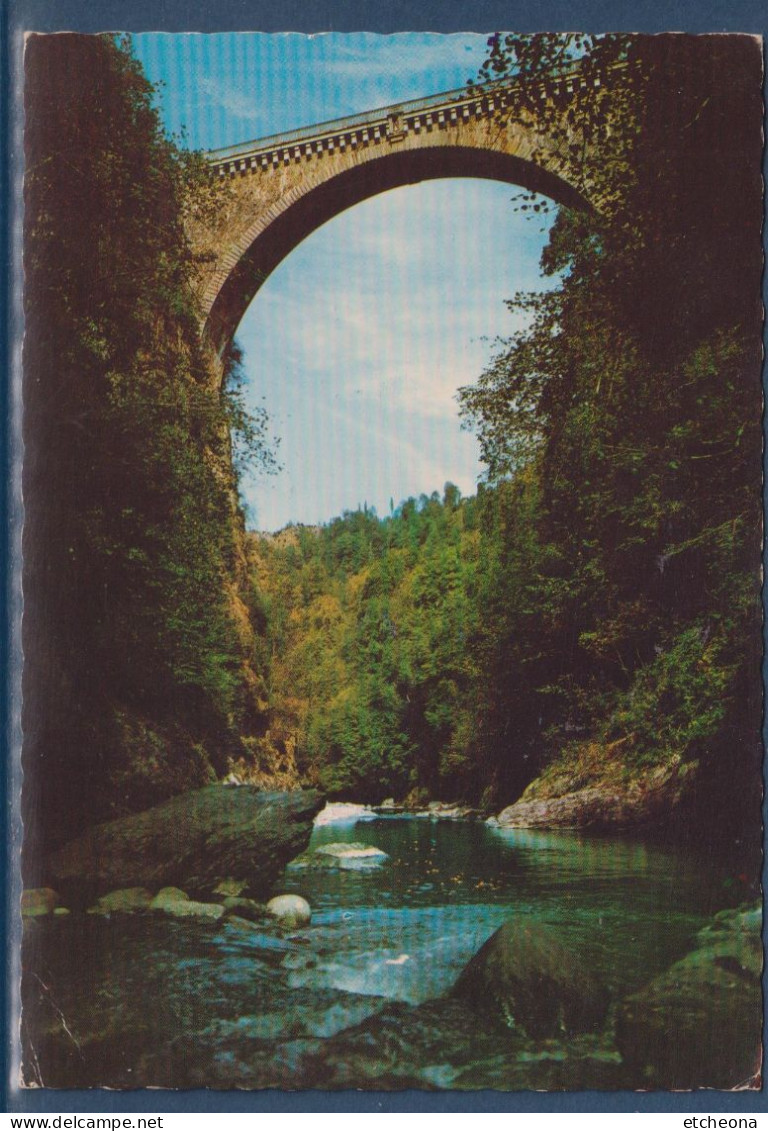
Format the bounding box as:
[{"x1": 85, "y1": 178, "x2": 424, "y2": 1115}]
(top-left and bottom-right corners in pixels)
[
  {"x1": 149, "y1": 887, "x2": 189, "y2": 910},
  {"x1": 88, "y1": 887, "x2": 154, "y2": 915},
  {"x1": 452, "y1": 918, "x2": 609, "y2": 1040},
  {"x1": 154, "y1": 899, "x2": 225, "y2": 921},
  {"x1": 616, "y1": 914, "x2": 762, "y2": 1088},
  {"x1": 21, "y1": 888, "x2": 60, "y2": 918}
]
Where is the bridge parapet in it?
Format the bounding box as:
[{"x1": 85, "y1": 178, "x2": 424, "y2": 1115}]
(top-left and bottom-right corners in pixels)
[
  {"x1": 206, "y1": 68, "x2": 601, "y2": 178},
  {"x1": 196, "y1": 64, "x2": 616, "y2": 357}
]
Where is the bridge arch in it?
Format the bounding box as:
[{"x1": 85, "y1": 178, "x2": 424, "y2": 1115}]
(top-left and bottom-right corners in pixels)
[{"x1": 194, "y1": 82, "x2": 596, "y2": 356}]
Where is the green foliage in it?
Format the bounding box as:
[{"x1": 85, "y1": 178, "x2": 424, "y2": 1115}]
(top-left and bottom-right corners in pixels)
[
  {"x1": 249, "y1": 488, "x2": 482, "y2": 801},
  {"x1": 23, "y1": 34, "x2": 276, "y2": 846},
  {"x1": 456, "y1": 34, "x2": 762, "y2": 803},
  {"x1": 220, "y1": 339, "x2": 281, "y2": 483},
  {"x1": 605, "y1": 626, "x2": 731, "y2": 767}
]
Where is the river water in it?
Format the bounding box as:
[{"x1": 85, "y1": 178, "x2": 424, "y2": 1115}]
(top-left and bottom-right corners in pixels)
[{"x1": 22, "y1": 811, "x2": 744, "y2": 1091}]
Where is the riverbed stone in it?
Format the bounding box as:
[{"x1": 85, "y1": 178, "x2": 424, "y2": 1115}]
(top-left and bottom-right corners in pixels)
[
  {"x1": 155, "y1": 899, "x2": 225, "y2": 921},
  {"x1": 314, "y1": 842, "x2": 389, "y2": 866},
  {"x1": 266, "y1": 894, "x2": 311, "y2": 929},
  {"x1": 150, "y1": 887, "x2": 190, "y2": 910},
  {"x1": 212, "y1": 878, "x2": 248, "y2": 899},
  {"x1": 616, "y1": 906, "x2": 762, "y2": 1088},
  {"x1": 427, "y1": 802, "x2": 480, "y2": 820},
  {"x1": 47, "y1": 786, "x2": 324, "y2": 903},
  {"x1": 21, "y1": 888, "x2": 60, "y2": 918},
  {"x1": 222, "y1": 896, "x2": 268, "y2": 922},
  {"x1": 88, "y1": 887, "x2": 154, "y2": 915},
  {"x1": 452, "y1": 918, "x2": 609, "y2": 1039}
]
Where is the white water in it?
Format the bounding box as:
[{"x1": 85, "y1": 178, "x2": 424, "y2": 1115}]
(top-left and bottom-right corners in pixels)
[{"x1": 314, "y1": 801, "x2": 378, "y2": 826}]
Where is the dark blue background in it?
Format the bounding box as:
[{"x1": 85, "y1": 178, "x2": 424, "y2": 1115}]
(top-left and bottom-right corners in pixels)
[{"x1": 3, "y1": 0, "x2": 765, "y2": 1114}]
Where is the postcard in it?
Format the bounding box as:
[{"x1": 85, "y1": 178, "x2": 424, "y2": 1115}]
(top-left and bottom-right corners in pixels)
[{"x1": 18, "y1": 30, "x2": 763, "y2": 1092}]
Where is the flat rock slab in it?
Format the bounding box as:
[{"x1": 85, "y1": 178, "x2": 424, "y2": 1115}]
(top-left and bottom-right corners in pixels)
[
  {"x1": 314, "y1": 842, "x2": 389, "y2": 868},
  {"x1": 316, "y1": 841, "x2": 388, "y2": 859},
  {"x1": 155, "y1": 899, "x2": 225, "y2": 921},
  {"x1": 47, "y1": 786, "x2": 324, "y2": 903}
]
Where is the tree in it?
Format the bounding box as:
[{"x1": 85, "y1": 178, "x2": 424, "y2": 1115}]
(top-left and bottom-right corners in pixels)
[
  {"x1": 23, "y1": 35, "x2": 276, "y2": 850},
  {"x1": 457, "y1": 35, "x2": 762, "y2": 821}
]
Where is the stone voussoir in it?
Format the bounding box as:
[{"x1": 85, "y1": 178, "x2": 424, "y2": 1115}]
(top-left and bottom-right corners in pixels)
[{"x1": 196, "y1": 71, "x2": 603, "y2": 358}]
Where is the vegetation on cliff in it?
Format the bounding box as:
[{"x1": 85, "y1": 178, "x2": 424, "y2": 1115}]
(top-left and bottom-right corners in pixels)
[
  {"x1": 249, "y1": 36, "x2": 762, "y2": 847},
  {"x1": 247, "y1": 492, "x2": 483, "y2": 801},
  {"x1": 456, "y1": 34, "x2": 763, "y2": 832},
  {"x1": 23, "y1": 34, "x2": 277, "y2": 852},
  {"x1": 23, "y1": 33, "x2": 762, "y2": 858}
]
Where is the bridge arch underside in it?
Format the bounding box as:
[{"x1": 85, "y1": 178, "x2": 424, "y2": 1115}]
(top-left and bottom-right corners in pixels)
[{"x1": 204, "y1": 145, "x2": 590, "y2": 356}]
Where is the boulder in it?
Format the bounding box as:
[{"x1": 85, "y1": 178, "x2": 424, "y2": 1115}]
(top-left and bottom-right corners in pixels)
[
  {"x1": 616, "y1": 905, "x2": 762, "y2": 1088},
  {"x1": 452, "y1": 919, "x2": 609, "y2": 1040},
  {"x1": 88, "y1": 887, "x2": 154, "y2": 915},
  {"x1": 149, "y1": 887, "x2": 190, "y2": 910},
  {"x1": 266, "y1": 893, "x2": 311, "y2": 930},
  {"x1": 493, "y1": 749, "x2": 692, "y2": 832},
  {"x1": 47, "y1": 787, "x2": 324, "y2": 903},
  {"x1": 21, "y1": 888, "x2": 60, "y2": 918}
]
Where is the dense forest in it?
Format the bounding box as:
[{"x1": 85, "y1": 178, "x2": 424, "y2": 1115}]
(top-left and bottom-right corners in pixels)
[
  {"x1": 23, "y1": 34, "x2": 763, "y2": 865},
  {"x1": 22, "y1": 35, "x2": 280, "y2": 856},
  {"x1": 249, "y1": 35, "x2": 763, "y2": 855},
  {"x1": 247, "y1": 491, "x2": 482, "y2": 802}
]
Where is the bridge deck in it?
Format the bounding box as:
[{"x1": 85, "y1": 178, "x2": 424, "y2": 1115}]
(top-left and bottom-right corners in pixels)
[{"x1": 206, "y1": 65, "x2": 597, "y2": 174}]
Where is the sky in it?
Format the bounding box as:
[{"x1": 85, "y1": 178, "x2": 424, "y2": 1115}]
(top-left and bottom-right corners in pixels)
[{"x1": 131, "y1": 33, "x2": 558, "y2": 531}]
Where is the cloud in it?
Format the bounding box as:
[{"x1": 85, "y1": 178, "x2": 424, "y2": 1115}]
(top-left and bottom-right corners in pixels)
[
  {"x1": 234, "y1": 174, "x2": 557, "y2": 527},
  {"x1": 195, "y1": 75, "x2": 273, "y2": 126},
  {"x1": 310, "y1": 32, "x2": 487, "y2": 87},
  {"x1": 134, "y1": 31, "x2": 493, "y2": 151}
]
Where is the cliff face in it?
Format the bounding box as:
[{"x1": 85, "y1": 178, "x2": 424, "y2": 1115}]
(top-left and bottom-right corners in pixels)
[
  {"x1": 492, "y1": 733, "x2": 763, "y2": 878},
  {"x1": 493, "y1": 742, "x2": 696, "y2": 832},
  {"x1": 21, "y1": 35, "x2": 297, "y2": 858}
]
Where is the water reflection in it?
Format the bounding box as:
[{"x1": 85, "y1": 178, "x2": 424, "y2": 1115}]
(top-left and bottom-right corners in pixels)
[
  {"x1": 278, "y1": 816, "x2": 728, "y2": 1002},
  {"x1": 23, "y1": 815, "x2": 737, "y2": 1089}
]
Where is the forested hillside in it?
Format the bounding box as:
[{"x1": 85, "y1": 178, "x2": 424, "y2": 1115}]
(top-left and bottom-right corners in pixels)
[
  {"x1": 22, "y1": 33, "x2": 762, "y2": 866},
  {"x1": 23, "y1": 35, "x2": 280, "y2": 855},
  {"x1": 249, "y1": 35, "x2": 763, "y2": 854},
  {"x1": 457, "y1": 35, "x2": 763, "y2": 847},
  {"x1": 247, "y1": 491, "x2": 482, "y2": 801}
]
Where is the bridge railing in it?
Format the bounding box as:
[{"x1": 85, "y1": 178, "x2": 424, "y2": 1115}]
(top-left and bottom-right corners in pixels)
[{"x1": 206, "y1": 63, "x2": 603, "y2": 177}]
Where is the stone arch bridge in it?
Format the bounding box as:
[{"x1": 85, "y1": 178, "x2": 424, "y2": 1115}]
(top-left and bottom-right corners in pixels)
[{"x1": 193, "y1": 72, "x2": 602, "y2": 357}]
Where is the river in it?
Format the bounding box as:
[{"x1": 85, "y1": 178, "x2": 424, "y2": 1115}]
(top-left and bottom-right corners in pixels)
[{"x1": 22, "y1": 809, "x2": 744, "y2": 1091}]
